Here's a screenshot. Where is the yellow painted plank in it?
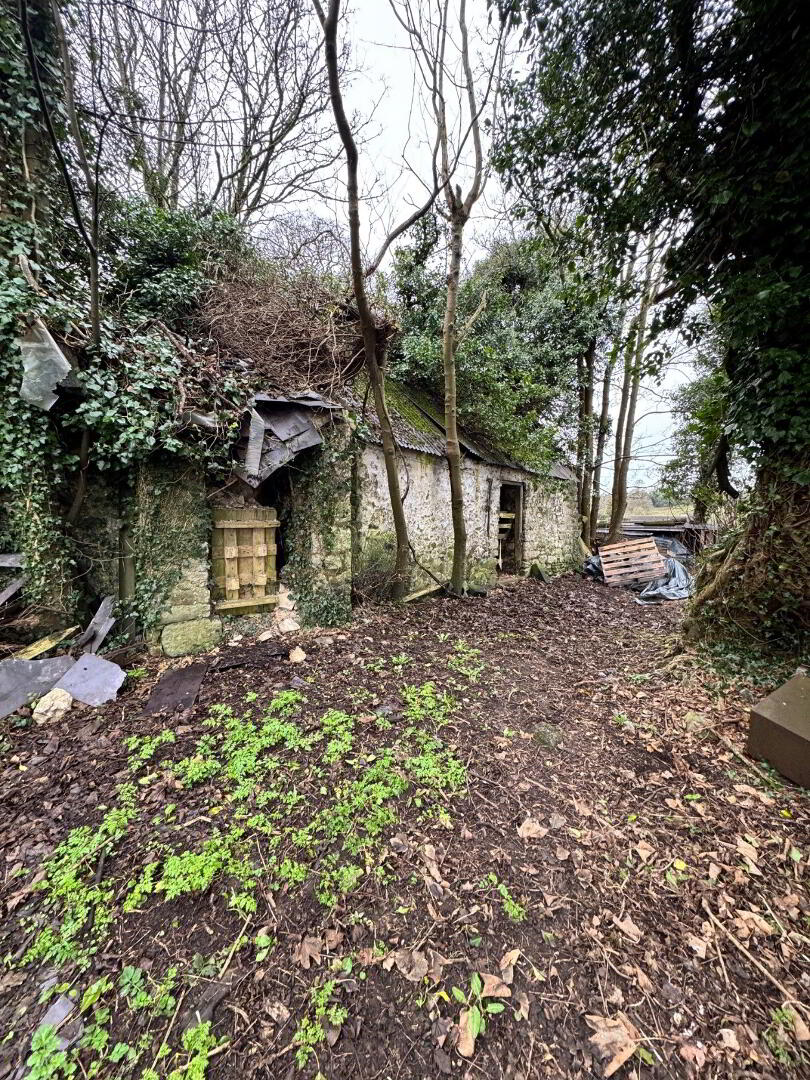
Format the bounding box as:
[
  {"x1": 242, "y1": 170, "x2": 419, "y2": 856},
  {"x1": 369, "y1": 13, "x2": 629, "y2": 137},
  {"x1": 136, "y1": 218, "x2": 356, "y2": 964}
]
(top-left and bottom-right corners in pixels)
[
  {"x1": 215, "y1": 595, "x2": 278, "y2": 613},
  {"x1": 14, "y1": 625, "x2": 80, "y2": 660}
]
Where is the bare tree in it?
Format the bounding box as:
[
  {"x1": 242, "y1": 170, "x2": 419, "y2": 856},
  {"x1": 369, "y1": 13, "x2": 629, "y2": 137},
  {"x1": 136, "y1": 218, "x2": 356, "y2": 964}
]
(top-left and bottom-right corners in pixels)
[
  {"x1": 606, "y1": 234, "x2": 665, "y2": 543},
  {"x1": 254, "y1": 212, "x2": 349, "y2": 277},
  {"x1": 391, "y1": 0, "x2": 506, "y2": 594},
  {"x1": 587, "y1": 244, "x2": 638, "y2": 545},
  {"x1": 74, "y1": 0, "x2": 345, "y2": 220},
  {"x1": 313, "y1": 0, "x2": 450, "y2": 599}
]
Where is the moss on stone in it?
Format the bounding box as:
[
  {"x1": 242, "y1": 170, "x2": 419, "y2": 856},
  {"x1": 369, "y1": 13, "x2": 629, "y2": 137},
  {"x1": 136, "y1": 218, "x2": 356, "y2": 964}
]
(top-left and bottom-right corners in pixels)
[{"x1": 161, "y1": 617, "x2": 222, "y2": 656}]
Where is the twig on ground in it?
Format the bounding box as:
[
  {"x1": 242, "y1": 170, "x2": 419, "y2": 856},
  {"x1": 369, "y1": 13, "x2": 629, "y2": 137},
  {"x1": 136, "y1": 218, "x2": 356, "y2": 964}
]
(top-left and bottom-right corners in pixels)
[
  {"x1": 219, "y1": 913, "x2": 252, "y2": 980},
  {"x1": 150, "y1": 989, "x2": 188, "y2": 1072},
  {"x1": 702, "y1": 900, "x2": 810, "y2": 1019}
]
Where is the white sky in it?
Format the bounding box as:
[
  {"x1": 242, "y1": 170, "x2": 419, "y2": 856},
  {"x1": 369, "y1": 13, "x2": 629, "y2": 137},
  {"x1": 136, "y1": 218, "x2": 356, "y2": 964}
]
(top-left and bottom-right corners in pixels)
[{"x1": 340, "y1": 0, "x2": 693, "y2": 494}]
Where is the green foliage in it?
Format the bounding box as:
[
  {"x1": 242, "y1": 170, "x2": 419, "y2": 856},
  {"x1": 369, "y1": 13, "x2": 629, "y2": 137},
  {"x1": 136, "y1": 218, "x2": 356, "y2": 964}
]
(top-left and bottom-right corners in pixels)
[
  {"x1": 282, "y1": 427, "x2": 354, "y2": 624},
  {"x1": 451, "y1": 971, "x2": 509, "y2": 1040},
  {"x1": 125, "y1": 729, "x2": 176, "y2": 771},
  {"x1": 25, "y1": 785, "x2": 139, "y2": 968},
  {"x1": 447, "y1": 640, "x2": 485, "y2": 682},
  {"x1": 25, "y1": 1025, "x2": 76, "y2": 1080},
  {"x1": 293, "y1": 981, "x2": 347, "y2": 1069},
  {"x1": 391, "y1": 233, "x2": 607, "y2": 470},
  {"x1": 167, "y1": 1021, "x2": 218, "y2": 1080},
  {"x1": 479, "y1": 872, "x2": 527, "y2": 921},
  {"x1": 496, "y1": 0, "x2": 810, "y2": 646},
  {"x1": 401, "y1": 681, "x2": 454, "y2": 727},
  {"x1": 0, "y1": 14, "x2": 246, "y2": 622},
  {"x1": 658, "y1": 340, "x2": 740, "y2": 515},
  {"x1": 320, "y1": 709, "x2": 354, "y2": 763},
  {"x1": 103, "y1": 200, "x2": 247, "y2": 325}
]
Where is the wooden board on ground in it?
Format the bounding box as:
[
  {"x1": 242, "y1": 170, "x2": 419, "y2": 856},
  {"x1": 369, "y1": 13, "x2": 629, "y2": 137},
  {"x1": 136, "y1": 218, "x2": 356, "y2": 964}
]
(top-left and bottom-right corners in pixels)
[{"x1": 598, "y1": 538, "x2": 666, "y2": 588}]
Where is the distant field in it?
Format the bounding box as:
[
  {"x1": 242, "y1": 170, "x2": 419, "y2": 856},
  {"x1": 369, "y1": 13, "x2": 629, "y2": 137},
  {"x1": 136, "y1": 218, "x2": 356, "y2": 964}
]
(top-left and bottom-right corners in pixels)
[
  {"x1": 624, "y1": 503, "x2": 692, "y2": 520},
  {"x1": 598, "y1": 501, "x2": 693, "y2": 526}
]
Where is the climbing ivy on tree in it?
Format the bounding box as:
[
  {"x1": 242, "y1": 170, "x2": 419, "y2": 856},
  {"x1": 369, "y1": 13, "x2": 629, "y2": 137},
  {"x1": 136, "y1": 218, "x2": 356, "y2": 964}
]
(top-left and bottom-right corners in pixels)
[
  {"x1": 0, "y1": 3, "x2": 248, "y2": 622},
  {"x1": 494, "y1": 0, "x2": 810, "y2": 649},
  {"x1": 391, "y1": 232, "x2": 608, "y2": 471}
]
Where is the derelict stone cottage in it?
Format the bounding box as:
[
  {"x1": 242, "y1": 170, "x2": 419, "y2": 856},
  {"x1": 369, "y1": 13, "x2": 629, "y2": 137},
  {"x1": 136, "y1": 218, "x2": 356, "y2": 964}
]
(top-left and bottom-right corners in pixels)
[
  {"x1": 15, "y1": 317, "x2": 579, "y2": 657},
  {"x1": 143, "y1": 375, "x2": 579, "y2": 655}
]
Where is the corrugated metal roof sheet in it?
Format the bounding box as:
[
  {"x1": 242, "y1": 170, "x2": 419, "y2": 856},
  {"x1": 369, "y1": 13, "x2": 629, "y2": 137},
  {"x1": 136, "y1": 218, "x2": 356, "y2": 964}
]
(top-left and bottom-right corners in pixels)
[
  {"x1": 341, "y1": 378, "x2": 447, "y2": 457},
  {"x1": 345, "y1": 376, "x2": 575, "y2": 482}
]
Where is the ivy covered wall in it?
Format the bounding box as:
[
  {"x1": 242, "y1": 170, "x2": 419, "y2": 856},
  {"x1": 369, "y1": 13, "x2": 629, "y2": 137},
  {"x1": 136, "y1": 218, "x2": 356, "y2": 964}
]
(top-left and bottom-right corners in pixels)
[
  {"x1": 132, "y1": 461, "x2": 219, "y2": 655},
  {"x1": 281, "y1": 420, "x2": 354, "y2": 628}
]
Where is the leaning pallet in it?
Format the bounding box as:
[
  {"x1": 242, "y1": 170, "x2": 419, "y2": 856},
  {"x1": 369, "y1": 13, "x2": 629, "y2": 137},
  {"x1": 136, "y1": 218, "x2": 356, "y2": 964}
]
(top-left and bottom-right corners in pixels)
[
  {"x1": 598, "y1": 537, "x2": 666, "y2": 588},
  {"x1": 211, "y1": 506, "x2": 279, "y2": 614}
]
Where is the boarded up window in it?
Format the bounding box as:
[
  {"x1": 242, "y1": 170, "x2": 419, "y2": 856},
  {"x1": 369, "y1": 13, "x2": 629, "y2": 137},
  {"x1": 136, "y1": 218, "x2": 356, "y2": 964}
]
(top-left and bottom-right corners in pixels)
[{"x1": 211, "y1": 507, "x2": 278, "y2": 614}]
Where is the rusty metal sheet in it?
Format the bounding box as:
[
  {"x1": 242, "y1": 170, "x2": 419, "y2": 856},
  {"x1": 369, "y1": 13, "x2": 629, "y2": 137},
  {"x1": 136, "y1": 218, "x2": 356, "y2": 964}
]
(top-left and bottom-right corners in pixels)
[
  {"x1": 143, "y1": 661, "x2": 208, "y2": 715},
  {"x1": 0, "y1": 655, "x2": 76, "y2": 720},
  {"x1": 54, "y1": 653, "x2": 125, "y2": 706}
]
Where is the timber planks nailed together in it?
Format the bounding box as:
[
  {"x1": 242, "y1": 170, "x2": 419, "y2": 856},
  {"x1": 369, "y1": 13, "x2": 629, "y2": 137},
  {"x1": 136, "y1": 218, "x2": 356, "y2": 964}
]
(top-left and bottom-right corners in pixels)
[
  {"x1": 598, "y1": 537, "x2": 666, "y2": 587},
  {"x1": 211, "y1": 506, "x2": 279, "y2": 614}
]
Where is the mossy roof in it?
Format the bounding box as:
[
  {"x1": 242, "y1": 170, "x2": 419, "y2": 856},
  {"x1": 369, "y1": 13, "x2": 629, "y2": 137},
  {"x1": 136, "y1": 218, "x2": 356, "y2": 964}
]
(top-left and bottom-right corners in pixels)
[{"x1": 344, "y1": 375, "x2": 578, "y2": 480}]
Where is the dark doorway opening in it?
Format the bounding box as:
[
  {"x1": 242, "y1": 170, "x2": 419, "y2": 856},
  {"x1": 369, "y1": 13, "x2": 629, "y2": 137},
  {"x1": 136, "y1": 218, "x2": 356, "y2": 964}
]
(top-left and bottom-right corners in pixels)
[
  {"x1": 256, "y1": 468, "x2": 292, "y2": 572},
  {"x1": 498, "y1": 483, "x2": 524, "y2": 573},
  {"x1": 254, "y1": 445, "x2": 321, "y2": 573}
]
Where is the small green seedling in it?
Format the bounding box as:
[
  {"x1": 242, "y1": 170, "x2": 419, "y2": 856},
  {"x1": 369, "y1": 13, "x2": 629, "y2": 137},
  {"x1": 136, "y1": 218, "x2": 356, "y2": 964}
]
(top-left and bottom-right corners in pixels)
[{"x1": 450, "y1": 973, "x2": 507, "y2": 1046}]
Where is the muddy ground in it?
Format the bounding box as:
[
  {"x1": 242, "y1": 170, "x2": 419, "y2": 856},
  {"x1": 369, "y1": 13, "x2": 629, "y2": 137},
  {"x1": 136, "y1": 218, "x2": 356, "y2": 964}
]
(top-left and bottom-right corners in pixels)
[{"x1": 1, "y1": 575, "x2": 808, "y2": 1079}]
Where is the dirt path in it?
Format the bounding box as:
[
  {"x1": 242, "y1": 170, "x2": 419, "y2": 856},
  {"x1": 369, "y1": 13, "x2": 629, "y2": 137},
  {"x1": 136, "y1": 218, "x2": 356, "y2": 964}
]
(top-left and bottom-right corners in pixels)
[{"x1": 1, "y1": 576, "x2": 807, "y2": 1079}]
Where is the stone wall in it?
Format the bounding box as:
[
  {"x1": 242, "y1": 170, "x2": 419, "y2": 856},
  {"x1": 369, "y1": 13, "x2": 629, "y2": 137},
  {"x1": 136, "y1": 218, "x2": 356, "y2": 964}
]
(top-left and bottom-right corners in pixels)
[
  {"x1": 134, "y1": 461, "x2": 221, "y2": 656},
  {"x1": 158, "y1": 554, "x2": 221, "y2": 656},
  {"x1": 282, "y1": 421, "x2": 354, "y2": 627},
  {"x1": 354, "y1": 445, "x2": 578, "y2": 590}
]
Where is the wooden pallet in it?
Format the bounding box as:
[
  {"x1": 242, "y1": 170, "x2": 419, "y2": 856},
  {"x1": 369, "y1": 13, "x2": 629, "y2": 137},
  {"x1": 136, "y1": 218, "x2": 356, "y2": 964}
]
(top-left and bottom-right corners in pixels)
[
  {"x1": 598, "y1": 537, "x2": 665, "y2": 588},
  {"x1": 211, "y1": 506, "x2": 279, "y2": 614}
]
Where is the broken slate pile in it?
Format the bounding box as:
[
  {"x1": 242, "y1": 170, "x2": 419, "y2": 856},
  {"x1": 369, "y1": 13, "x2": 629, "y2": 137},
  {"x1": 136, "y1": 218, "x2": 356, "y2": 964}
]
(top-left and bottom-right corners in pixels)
[{"x1": 0, "y1": 596, "x2": 125, "y2": 722}]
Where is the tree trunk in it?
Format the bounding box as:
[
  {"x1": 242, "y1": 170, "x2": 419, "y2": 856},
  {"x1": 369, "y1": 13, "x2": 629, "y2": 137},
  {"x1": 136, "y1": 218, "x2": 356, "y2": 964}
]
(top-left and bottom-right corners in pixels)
[
  {"x1": 589, "y1": 249, "x2": 636, "y2": 543},
  {"x1": 607, "y1": 239, "x2": 658, "y2": 542},
  {"x1": 589, "y1": 335, "x2": 619, "y2": 545},
  {"x1": 577, "y1": 337, "x2": 596, "y2": 546},
  {"x1": 684, "y1": 462, "x2": 810, "y2": 650},
  {"x1": 605, "y1": 331, "x2": 634, "y2": 543},
  {"x1": 316, "y1": 0, "x2": 411, "y2": 598},
  {"x1": 443, "y1": 214, "x2": 467, "y2": 593}
]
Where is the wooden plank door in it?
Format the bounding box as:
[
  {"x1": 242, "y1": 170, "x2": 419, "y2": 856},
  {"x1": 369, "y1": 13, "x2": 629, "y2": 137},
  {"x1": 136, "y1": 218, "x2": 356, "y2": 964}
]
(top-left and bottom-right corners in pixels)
[{"x1": 211, "y1": 507, "x2": 279, "y2": 614}]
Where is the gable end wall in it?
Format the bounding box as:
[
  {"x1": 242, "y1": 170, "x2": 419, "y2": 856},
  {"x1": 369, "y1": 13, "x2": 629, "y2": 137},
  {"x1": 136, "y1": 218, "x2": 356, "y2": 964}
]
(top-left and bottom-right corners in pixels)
[{"x1": 354, "y1": 445, "x2": 578, "y2": 591}]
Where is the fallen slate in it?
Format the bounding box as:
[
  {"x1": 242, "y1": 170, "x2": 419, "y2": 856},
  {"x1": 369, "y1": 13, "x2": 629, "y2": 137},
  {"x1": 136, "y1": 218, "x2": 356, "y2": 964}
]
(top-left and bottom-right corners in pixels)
[
  {"x1": 143, "y1": 662, "x2": 207, "y2": 715},
  {"x1": 74, "y1": 595, "x2": 116, "y2": 653},
  {"x1": 54, "y1": 654, "x2": 125, "y2": 706},
  {"x1": 0, "y1": 655, "x2": 75, "y2": 721},
  {"x1": 40, "y1": 994, "x2": 75, "y2": 1029},
  {"x1": 0, "y1": 576, "x2": 24, "y2": 607}
]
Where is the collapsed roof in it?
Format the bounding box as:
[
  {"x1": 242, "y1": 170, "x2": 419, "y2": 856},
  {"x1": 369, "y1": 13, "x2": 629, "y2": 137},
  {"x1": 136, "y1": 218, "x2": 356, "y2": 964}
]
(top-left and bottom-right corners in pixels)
[
  {"x1": 233, "y1": 391, "x2": 341, "y2": 486},
  {"x1": 342, "y1": 377, "x2": 576, "y2": 482},
  {"x1": 227, "y1": 377, "x2": 576, "y2": 484}
]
